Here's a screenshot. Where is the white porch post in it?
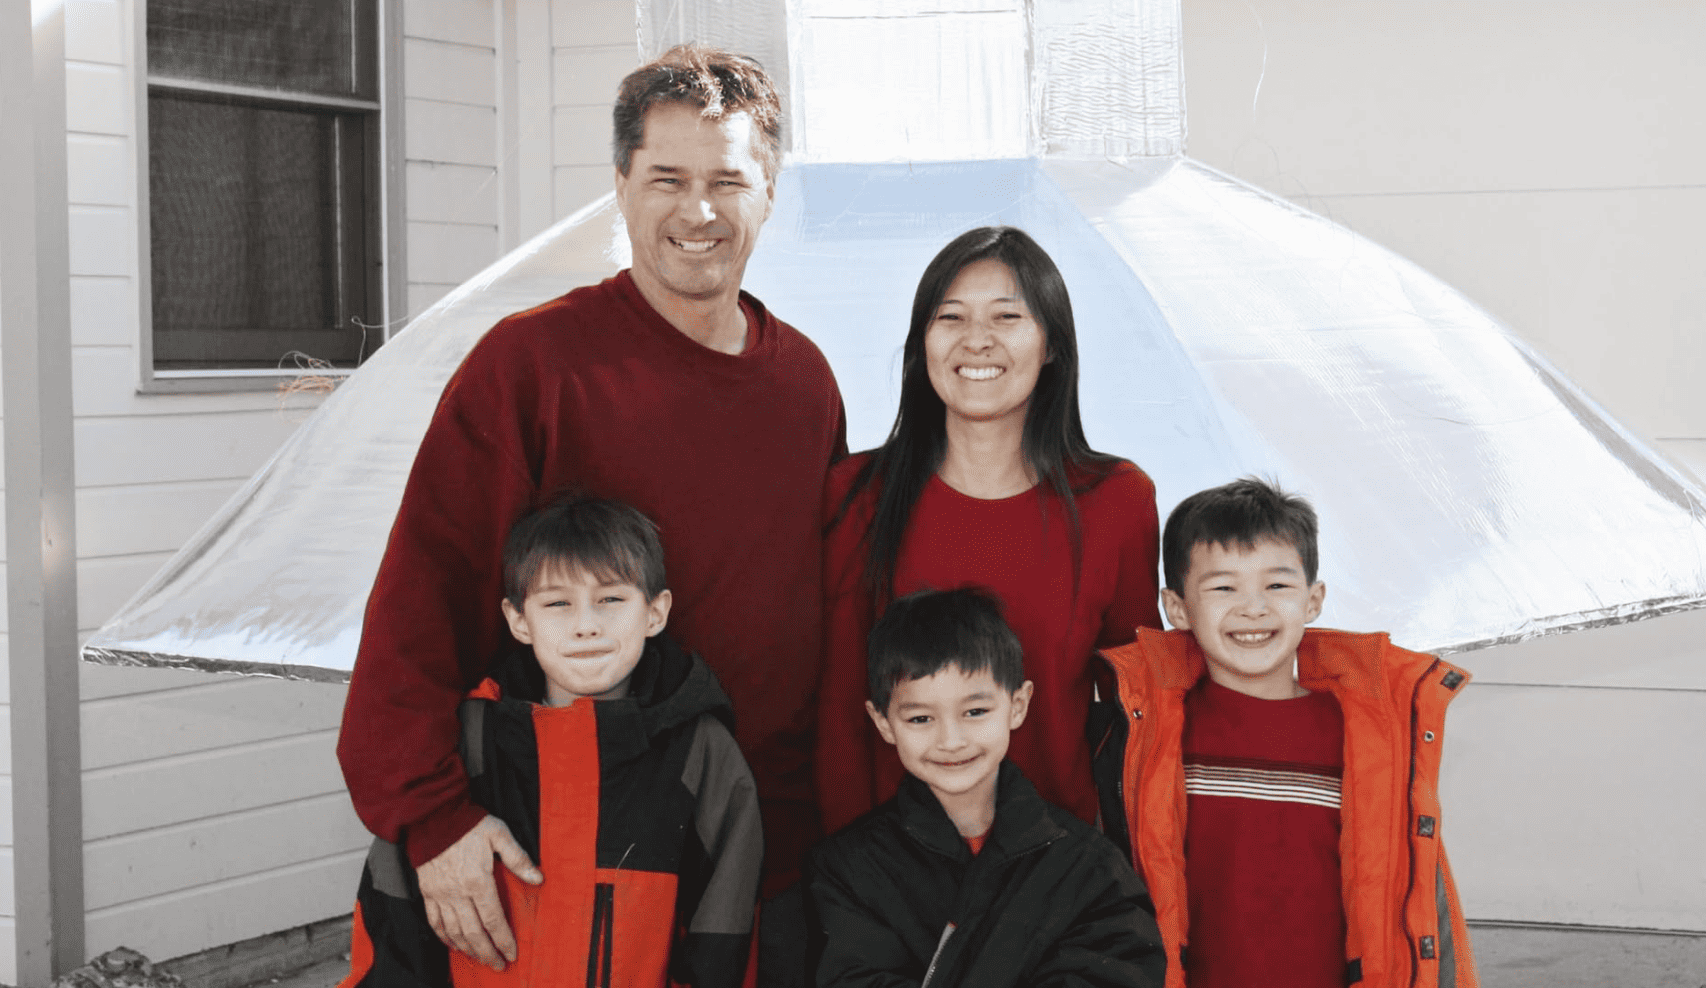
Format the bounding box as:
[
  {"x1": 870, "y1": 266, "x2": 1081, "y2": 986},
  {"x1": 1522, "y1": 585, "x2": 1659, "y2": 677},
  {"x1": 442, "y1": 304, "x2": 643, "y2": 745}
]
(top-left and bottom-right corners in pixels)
[{"x1": 1, "y1": 0, "x2": 87, "y2": 981}]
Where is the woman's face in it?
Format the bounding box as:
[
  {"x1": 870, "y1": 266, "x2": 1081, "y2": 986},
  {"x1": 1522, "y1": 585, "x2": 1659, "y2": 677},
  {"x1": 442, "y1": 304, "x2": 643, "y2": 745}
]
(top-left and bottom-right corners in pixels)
[{"x1": 924, "y1": 258, "x2": 1050, "y2": 432}]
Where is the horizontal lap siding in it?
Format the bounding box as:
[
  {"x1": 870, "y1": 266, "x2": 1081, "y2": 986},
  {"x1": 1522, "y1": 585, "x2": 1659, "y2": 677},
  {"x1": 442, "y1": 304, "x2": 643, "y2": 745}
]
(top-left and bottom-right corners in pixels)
[
  {"x1": 551, "y1": 3, "x2": 634, "y2": 221},
  {"x1": 405, "y1": 3, "x2": 501, "y2": 320},
  {"x1": 75, "y1": 670, "x2": 368, "y2": 959},
  {"x1": 84, "y1": 850, "x2": 368, "y2": 964},
  {"x1": 46, "y1": 0, "x2": 363, "y2": 968},
  {"x1": 19, "y1": 0, "x2": 643, "y2": 970}
]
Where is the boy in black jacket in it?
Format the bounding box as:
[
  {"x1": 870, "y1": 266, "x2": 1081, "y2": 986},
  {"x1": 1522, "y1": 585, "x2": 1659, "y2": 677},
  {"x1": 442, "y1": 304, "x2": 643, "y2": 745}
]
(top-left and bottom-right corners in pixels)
[
  {"x1": 806, "y1": 588, "x2": 1165, "y2": 988},
  {"x1": 340, "y1": 495, "x2": 763, "y2": 988}
]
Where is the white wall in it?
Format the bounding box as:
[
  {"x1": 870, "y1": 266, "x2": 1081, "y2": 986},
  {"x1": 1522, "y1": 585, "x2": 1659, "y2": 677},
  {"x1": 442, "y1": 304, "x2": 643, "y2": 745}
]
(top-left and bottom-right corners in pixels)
[
  {"x1": 1440, "y1": 608, "x2": 1706, "y2": 929},
  {"x1": 56, "y1": 0, "x2": 369, "y2": 964},
  {"x1": 405, "y1": 0, "x2": 636, "y2": 316},
  {"x1": 1181, "y1": 0, "x2": 1706, "y2": 929},
  {"x1": 1181, "y1": 0, "x2": 1706, "y2": 476},
  {"x1": 32, "y1": 0, "x2": 641, "y2": 967}
]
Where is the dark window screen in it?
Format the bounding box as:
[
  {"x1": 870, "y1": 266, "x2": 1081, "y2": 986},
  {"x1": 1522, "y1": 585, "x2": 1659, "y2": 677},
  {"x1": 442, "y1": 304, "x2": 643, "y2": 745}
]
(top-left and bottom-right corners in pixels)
[
  {"x1": 148, "y1": 0, "x2": 373, "y2": 99},
  {"x1": 149, "y1": 94, "x2": 371, "y2": 368},
  {"x1": 146, "y1": 0, "x2": 377, "y2": 373}
]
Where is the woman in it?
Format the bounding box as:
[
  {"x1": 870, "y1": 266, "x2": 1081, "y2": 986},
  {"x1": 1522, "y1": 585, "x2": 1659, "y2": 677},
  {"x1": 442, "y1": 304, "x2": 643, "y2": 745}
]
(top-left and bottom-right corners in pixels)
[{"x1": 816, "y1": 226, "x2": 1162, "y2": 834}]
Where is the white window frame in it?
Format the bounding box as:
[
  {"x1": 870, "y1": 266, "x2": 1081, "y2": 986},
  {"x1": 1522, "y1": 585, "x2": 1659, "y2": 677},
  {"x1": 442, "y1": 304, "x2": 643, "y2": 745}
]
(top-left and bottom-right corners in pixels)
[{"x1": 132, "y1": 0, "x2": 405, "y2": 393}]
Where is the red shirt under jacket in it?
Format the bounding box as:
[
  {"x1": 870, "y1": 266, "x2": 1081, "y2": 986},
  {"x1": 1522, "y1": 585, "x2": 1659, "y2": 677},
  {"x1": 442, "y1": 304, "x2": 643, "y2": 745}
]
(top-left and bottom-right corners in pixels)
[
  {"x1": 337, "y1": 271, "x2": 845, "y2": 887},
  {"x1": 816, "y1": 454, "x2": 1162, "y2": 834},
  {"x1": 1183, "y1": 678, "x2": 1346, "y2": 988}
]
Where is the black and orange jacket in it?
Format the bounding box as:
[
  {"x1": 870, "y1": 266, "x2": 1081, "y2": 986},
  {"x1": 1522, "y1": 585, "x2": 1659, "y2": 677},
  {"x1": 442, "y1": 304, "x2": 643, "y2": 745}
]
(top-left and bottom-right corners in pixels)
[
  {"x1": 1093, "y1": 628, "x2": 1479, "y2": 988},
  {"x1": 340, "y1": 635, "x2": 763, "y2": 988}
]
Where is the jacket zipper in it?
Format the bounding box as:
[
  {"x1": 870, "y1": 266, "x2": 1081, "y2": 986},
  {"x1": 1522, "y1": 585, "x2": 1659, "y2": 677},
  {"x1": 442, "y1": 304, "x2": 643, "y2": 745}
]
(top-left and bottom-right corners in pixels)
[
  {"x1": 1403, "y1": 660, "x2": 1440, "y2": 988},
  {"x1": 586, "y1": 881, "x2": 614, "y2": 988},
  {"x1": 920, "y1": 922, "x2": 957, "y2": 988},
  {"x1": 906, "y1": 833, "x2": 1061, "y2": 986}
]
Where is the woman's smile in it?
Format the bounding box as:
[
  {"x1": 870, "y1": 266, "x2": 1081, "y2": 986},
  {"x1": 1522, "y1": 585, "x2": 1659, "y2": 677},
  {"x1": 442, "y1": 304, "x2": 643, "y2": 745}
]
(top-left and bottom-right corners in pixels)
[{"x1": 925, "y1": 258, "x2": 1048, "y2": 431}]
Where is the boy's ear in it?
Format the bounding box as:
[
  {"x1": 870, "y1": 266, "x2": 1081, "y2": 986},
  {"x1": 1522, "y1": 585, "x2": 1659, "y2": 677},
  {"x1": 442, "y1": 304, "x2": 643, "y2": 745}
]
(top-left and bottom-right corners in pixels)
[
  {"x1": 645, "y1": 589, "x2": 673, "y2": 637},
  {"x1": 501, "y1": 598, "x2": 534, "y2": 645},
  {"x1": 1161, "y1": 588, "x2": 1191, "y2": 630},
  {"x1": 865, "y1": 700, "x2": 898, "y2": 747},
  {"x1": 1007, "y1": 680, "x2": 1035, "y2": 731},
  {"x1": 1306, "y1": 581, "x2": 1326, "y2": 623}
]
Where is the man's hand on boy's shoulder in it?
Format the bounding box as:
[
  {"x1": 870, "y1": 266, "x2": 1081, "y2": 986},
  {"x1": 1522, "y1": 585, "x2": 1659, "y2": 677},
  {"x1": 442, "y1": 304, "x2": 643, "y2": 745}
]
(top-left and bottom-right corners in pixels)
[{"x1": 416, "y1": 814, "x2": 544, "y2": 971}]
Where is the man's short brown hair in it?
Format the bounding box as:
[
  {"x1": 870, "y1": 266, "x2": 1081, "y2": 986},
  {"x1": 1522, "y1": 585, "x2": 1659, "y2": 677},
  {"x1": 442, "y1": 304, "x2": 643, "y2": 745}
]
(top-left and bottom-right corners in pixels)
[{"x1": 612, "y1": 43, "x2": 783, "y2": 180}]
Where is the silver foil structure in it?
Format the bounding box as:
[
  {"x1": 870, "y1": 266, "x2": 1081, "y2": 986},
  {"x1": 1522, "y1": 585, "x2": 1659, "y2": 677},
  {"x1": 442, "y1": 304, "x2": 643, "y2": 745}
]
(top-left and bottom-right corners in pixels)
[{"x1": 83, "y1": 0, "x2": 1706, "y2": 679}]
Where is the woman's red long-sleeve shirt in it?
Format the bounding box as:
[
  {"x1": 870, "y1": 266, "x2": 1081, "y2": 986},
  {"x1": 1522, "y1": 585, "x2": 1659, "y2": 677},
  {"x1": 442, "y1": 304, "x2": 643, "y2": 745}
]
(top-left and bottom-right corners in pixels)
[
  {"x1": 815, "y1": 454, "x2": 1163, "y2": 834},
  {"x1": 337, "y1": 271, "x2": 845, "y2": 883}
]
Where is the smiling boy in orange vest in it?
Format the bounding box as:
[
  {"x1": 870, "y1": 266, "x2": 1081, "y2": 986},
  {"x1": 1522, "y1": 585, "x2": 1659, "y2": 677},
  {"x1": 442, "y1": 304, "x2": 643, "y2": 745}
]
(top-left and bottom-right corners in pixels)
[{"x1": 1094, "y1": 478, "x2": 1478, "y2": 988}]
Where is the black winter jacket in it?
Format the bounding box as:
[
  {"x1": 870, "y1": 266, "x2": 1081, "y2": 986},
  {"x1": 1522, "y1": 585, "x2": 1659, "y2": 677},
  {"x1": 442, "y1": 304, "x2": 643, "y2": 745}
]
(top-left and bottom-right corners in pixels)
[
  {"x1": 805, "y1": 761, "x2": 1166, "y2": 988},
  {"x1": 340, "y1": 635, "x2": 763, "y2": 988}
]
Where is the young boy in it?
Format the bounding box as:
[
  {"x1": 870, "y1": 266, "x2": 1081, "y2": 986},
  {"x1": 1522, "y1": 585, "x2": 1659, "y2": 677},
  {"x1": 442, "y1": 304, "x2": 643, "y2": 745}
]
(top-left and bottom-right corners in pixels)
[
  {"x1": 341, "y1": 495, "x2": 763, "y2": 988},
  {"x1": 1093, "y1": 478, "x2": 1478, "y2": 988},
  {"x1": 806, "y1": 588, "x2": 1165, "y2": 988}
]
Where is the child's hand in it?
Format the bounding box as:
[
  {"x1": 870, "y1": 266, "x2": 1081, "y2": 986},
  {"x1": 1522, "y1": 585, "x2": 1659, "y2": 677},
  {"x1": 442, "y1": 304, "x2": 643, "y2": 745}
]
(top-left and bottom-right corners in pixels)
[{"x1": 416, "y1": 814, "x2": 544, "y2": 970}]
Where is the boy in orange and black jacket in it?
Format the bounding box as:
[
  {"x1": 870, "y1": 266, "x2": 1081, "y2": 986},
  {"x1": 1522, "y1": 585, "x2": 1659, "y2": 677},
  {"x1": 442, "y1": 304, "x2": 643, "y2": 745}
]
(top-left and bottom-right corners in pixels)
[
  {"x1": 1092, "y1": 478, "x2": 1478, "y2": 988},
  {"x1": 340, "y1": 495, "x2": 763, "y2": 988}
]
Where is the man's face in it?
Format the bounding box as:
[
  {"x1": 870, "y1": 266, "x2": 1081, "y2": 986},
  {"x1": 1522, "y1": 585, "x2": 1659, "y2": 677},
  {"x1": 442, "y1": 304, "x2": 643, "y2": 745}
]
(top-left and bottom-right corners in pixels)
[{"x1": 614, "y1": 102, "x2": 775, "y2": 308}]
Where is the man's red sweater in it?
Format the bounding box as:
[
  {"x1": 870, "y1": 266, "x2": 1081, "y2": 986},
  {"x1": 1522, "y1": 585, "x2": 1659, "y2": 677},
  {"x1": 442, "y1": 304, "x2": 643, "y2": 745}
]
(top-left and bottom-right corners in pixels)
[{"x1": 337, "y1": 271, "x2": 845, "y2": 886}]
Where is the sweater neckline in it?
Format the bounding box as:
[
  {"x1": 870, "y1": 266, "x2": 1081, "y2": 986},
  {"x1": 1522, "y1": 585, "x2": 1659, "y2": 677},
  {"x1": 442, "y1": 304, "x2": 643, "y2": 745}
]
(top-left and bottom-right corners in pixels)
[
  {"x1": 927, "y1": 471, "x2": 1040, "y2": 506},
  {"x1": 612, "y1": 269, "x2": 774, "y2": 368}
]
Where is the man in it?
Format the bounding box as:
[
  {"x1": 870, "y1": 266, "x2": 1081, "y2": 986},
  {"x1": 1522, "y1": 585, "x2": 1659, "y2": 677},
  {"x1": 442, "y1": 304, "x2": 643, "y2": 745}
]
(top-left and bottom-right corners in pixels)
[{"x1": 337, "y1": 44, "x2": 845, "y2": 973}]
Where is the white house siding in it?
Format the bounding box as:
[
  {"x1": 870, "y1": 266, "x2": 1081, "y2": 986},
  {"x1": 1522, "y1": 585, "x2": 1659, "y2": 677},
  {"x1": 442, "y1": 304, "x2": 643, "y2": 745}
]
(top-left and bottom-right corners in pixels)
[
  {"x1": 52, "y1": 0, "x2": 371, "y2": 965},
  {"x1": 405, "y1": 0, "x2": 637, "y2": 317},
  {"x1": 551, "y1": 0, "x2": 638, "y2": 223},
  {"x1": 20, "y1": 0, "x2": 644, "y2": 969},
  {"x1": 1181, "y1": 0, "x2": 1706, "y2": 927},
  {"x1": 1, "y1": 623, "x2": 12, "y2": 982},
  {"x1": 1181, "y1": 0, "x2": 1706, "y2": 478},
  {"x1": 404, "y1": 0, "x2": 503, "y2": 316}
]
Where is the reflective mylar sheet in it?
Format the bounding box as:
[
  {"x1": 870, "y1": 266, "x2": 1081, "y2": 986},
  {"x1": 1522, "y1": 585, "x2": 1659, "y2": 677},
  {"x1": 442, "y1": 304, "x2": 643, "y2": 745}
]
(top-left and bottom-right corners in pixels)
[
  {"x1": 81, "y1": 156, "x2": 1706, "y2": 679},
  {"x1": 641, "y1": 0, "x2": 1184, "y2": 162}
]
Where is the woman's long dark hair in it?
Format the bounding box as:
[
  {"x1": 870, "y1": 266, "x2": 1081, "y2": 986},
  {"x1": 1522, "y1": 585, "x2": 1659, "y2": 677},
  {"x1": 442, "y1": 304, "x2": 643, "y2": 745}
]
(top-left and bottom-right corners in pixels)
[{"x1": 834, "y1": 226, "x2": 1121, "y2": 604}]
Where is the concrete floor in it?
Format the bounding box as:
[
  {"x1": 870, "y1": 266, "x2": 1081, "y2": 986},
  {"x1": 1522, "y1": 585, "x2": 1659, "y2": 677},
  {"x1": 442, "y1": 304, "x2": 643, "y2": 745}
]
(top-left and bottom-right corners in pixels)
[
  {"x1": 252, "y1": 924, "x2": 1706, "y2": 988},
  {"x1": 1469, "y1": 925, "x2": 1706, "y2": 988}
]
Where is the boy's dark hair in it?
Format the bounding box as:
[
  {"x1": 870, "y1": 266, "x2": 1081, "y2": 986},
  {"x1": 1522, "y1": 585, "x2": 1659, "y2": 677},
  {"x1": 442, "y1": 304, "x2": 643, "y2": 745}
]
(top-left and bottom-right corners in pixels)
[
  {"x1": 613, "y1": 43, "x2": 783, "y2": 180},
  {"x1": 1162, "y1": 477, "x2": 1319, "y2": 592},
  {"x1": 866, "y1": 587, "x2": 1025, "y2": 712},
  {"x1": 502, "y1": 494, "x2": 667, "y2": 606}
]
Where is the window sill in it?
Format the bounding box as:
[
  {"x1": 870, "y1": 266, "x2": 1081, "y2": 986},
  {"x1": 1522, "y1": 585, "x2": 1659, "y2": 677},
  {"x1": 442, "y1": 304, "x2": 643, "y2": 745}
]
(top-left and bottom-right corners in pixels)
[{"x1": 138, "y1": 367, "x2": 354, "y2": 395}]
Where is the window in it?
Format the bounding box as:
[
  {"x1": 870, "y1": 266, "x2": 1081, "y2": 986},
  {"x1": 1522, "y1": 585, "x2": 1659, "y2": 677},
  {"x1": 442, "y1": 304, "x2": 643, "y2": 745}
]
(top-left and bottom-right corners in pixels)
[{"x1": 145, "y1": 0, "x2": 381, "y2": 377}]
